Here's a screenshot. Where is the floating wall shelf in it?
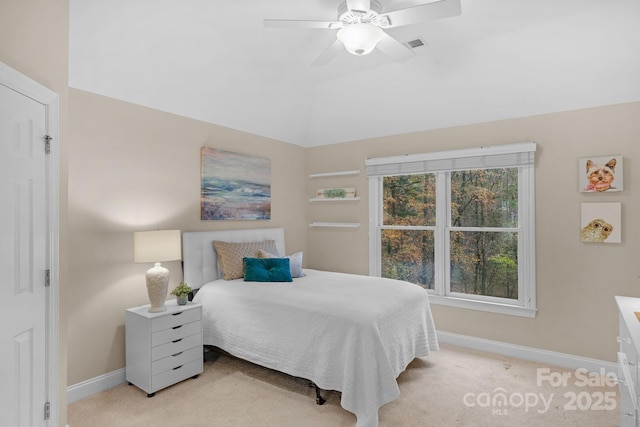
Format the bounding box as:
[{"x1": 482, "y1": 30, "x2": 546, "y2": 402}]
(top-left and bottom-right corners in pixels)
[
  {"x1": 309, "y1": 197, "x2": 360, "y2": 202},
  {"x1": 310, "y1": 222, "x2": 360, "y2": 228},
  {"x1": 309, "y1": 170, "x2": 360, "y2": 178}
]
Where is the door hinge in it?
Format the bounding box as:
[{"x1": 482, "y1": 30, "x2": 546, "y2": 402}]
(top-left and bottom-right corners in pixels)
[
  {"x1": 44, "y1": 402, "x2": 50, "y2": 420},
  {"x1": 45, "y1": 269, "x2": 51, "y2": 287},
  {"x1": 44, "y1": 135, "x2": 52, "y2": 154}
]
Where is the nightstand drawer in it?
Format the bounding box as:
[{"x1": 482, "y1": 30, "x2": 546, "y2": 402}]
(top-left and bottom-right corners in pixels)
[
  {"x1": 619, "y1": 383, "x2": 637, "y2": 427},
  {"x1": 151, "y1": 332, "x2": 201, "y2": 361},
  {"x1": 151, "y1": 307, "x2": 201, "y2": 332},
  {"x1": 152, "y1": 359, "x2": 202, "y2": 392},
  {"x1": 620, "y1": 315, "x2": 638, "y2": 361},
  {"x1": 619, "y1": 352, "x2": 638, "y2": 407},
  {"x1": 152, "y1": 346, "x2": 202, "y2": 376},
  {"x1": 152, "y1": 320, "x2": 201, "y2": 346}
]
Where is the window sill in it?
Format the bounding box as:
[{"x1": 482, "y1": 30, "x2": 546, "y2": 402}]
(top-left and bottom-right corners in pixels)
[{"x1": 428, "y1": 295, "x2": 537, "y2": 318}]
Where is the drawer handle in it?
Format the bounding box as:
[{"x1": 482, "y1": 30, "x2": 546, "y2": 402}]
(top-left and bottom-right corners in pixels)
[
  {"x1": 172, "y1": 352, "x2": 183, "y2": 357},
  {"x1": 173, "y1": 365, "x2": 183, "y2": 371},
  {"x1": 172, "y1": 312, "x2": 183, "y2": 317},
  {"x1": 172, "y1": 338, "x2": 183, "y2": 343},
  {"x1": 172, "y1": 325, "x2": 183, "y2": 330}
]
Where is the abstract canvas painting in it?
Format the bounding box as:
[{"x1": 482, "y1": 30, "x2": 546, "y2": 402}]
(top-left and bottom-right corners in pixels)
[{"x1": 201, "y1": 147, "x2": 271, "y2": 220}]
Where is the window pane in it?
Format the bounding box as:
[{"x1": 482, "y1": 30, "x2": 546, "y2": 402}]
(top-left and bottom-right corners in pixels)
[
  {"x1": 450, "y1": 231, "x2": 518, "y2": 299},
  {"x1": 383, "y1": 174, "x2": 436, "y2": 226},
  {"x1": 381, "y1": 229, "x2": 434, "y2": 289},
  {"x1": 451, "y1": 168, "x2": 518, "y2": 228}
]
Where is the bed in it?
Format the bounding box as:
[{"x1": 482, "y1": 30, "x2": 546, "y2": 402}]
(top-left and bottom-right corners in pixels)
[{"x1": 183, "y1": 227, "x2": 438, "y2": 427}]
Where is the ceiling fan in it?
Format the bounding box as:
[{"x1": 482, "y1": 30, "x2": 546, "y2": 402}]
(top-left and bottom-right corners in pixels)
[{"x1": 264, "y1": 0, "x2": 461, "y2": 66}]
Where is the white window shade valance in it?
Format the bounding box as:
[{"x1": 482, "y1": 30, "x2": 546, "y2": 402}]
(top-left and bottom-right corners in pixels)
[{"x1": 365, "y1": 142, "x2": 537, "y2": 177}]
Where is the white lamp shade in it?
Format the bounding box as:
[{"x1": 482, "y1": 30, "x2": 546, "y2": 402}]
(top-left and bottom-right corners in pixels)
[
  {"x1": 134, "y1": 230, "x2": 182, "y2": 263},
  {"x1": 337, "y1": 23, "x2": 384, "y2": 56}
]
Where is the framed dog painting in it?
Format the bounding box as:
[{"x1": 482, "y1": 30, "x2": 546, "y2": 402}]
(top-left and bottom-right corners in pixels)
[
  {"x1": 579, "y1": 155, "x2": 623, "y2": 192},
  {"x1": 580, "y1": 202, "x2": 621, "y2": 244}
]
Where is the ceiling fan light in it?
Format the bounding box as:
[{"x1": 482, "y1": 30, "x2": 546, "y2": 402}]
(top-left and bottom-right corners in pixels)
[{"x1": 337, "y1": 23, "x2": 384, "y2": 56}]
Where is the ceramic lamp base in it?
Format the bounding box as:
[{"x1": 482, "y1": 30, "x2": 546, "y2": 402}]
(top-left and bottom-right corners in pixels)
[{"x1": 146, "y1": 262, "x2": 169, "y2": 312}]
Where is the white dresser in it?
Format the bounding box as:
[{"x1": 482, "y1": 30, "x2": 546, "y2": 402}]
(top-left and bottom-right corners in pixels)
[
  {"x1": 616, "y1": 296, "x2": 640, "y2": 426},
  {"x1": 126, "y1": 301, "x2": 203, "y2": 397}
]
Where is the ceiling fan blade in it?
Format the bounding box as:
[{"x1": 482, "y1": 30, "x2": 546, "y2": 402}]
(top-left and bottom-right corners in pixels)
[
  {"x1": 346, "y1": 0, "x2": 371, "y2": 13},
  {"x1": 264, "y1": 19, "x2": 340, "y2": 29},
  {"x1": 311, "y1": 40, "x2": 344, "y2": 66},
  {"x1": 375, "y1": 32, "x2": 415, "y2": 62},
  {"x1": 380, "y1": 0, "x2": 461, "y2": 28}
]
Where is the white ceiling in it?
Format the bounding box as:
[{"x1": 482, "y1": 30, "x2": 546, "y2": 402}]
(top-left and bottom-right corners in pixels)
[{"x1": 68, "y1": 0, "x2": 640, "y2": 147}]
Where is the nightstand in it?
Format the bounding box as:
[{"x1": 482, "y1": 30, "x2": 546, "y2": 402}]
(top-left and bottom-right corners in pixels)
[{"x1": 125, "y1": 300, "x2": 203, "y2": 397}]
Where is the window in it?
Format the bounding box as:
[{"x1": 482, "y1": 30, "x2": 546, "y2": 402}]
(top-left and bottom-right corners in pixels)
[{"x1": 366, "y1": 142, "x2": 537, "y2": 317}]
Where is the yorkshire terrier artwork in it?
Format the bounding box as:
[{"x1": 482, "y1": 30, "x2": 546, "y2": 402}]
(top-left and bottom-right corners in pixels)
[{"x1": 579, "y1": 155, "x2": 623, "y2": 192}]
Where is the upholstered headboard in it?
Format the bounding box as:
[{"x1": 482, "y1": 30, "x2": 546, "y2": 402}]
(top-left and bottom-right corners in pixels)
[{"x1": 182, "y1": 227, "x2": 286, "y2": 289}]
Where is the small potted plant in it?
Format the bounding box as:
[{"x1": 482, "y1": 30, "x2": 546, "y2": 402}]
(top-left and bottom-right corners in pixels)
[{"x1": 171, "y1": 282, "x2": 192, "y2": 305}]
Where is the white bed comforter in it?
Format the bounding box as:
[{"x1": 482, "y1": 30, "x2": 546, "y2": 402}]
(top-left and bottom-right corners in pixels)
[{"x1": 193, "y1": 269, "x2": 439, "y2": 427}]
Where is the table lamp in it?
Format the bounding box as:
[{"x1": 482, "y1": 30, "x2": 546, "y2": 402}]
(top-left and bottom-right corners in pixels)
[{"x1": 134, "y1": 230, "x2": 182, "y2": 312}]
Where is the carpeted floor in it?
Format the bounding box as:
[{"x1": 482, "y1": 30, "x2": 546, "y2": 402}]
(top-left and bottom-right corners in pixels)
[{"x1": 68, "y1": 343, "x2": 619, "y2": 426}]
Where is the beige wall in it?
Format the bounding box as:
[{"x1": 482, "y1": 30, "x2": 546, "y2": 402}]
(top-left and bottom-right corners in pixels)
[
  {"x1": 306, "y1": 101, "x2": 640, "y2": 362},
  {"x1": 66, "y1": 89, "x2": 308, "y2": 384},
  {"x1": 0, "y1": 0, "x2": 70, "y2": 425}
]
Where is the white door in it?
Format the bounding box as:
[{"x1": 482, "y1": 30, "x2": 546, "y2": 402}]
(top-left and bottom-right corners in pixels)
[{"x1": 0, "y1": 82, "x2": 48, "y2": 426}]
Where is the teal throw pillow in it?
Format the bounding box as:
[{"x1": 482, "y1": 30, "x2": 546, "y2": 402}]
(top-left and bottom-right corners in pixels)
[
  {"x1": 256, "y1": 249, "x2": 306, "y2": 278},
  {"x1": 243, "y1": 257, "x2": 293, "y2": 282}
]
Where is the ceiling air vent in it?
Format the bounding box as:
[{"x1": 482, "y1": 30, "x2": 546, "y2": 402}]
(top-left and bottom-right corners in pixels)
[{"x1": 406, "y1": 38, "x2": 425, "y2": 49}]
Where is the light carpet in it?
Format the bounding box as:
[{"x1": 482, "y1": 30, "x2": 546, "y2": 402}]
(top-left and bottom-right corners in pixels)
[{"x1": 68, "y1": 343, "x2": 619, "y2": 426}]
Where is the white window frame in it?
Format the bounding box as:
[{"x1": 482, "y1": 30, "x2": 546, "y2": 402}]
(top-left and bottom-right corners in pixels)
[{"x1": 367, "y1": 142, "x2": 537, "y2": 318}]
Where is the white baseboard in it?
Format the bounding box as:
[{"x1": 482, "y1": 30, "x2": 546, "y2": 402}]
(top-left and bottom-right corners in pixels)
[
  {"x1": 437, "y1": 331, "x2": 617, "y2": 375},
  {"x1": 66, "y1": 333, "x2": 617, "y2": 403},
  {"x1": 66, "y1": 368, "x2": 125, "y2": 404}
]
